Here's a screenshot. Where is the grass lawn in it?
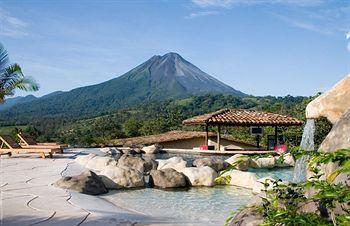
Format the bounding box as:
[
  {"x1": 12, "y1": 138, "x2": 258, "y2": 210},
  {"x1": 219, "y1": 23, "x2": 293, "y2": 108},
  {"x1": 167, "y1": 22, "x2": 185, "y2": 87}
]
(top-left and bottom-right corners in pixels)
[{"x1": 0, "y1": 126, "x2": 27, "y2": 135}]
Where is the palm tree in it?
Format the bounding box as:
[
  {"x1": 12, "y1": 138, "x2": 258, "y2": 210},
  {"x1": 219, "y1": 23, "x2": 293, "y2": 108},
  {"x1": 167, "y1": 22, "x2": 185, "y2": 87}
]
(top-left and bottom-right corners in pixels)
[{"x1": 0, "y1": 43, "x2": 39, "y2": 102}]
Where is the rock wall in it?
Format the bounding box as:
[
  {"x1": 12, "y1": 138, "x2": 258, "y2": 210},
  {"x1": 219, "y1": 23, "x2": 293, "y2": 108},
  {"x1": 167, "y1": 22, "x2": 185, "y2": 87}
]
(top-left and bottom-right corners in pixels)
[
  {"x1": 319, "y1": 108, "x2": 350, "y2": 153},
  {"x1": 318, "y1": 108, "x2": 350, "y2": 185},
  {"x1": 306, "y1": 74, "x2": 350, "y2": 124}
]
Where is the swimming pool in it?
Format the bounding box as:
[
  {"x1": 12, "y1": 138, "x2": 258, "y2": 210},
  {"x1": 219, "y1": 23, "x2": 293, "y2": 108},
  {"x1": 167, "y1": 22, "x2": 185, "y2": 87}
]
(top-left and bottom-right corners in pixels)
[{"x1": 103, "y1": 167, "x2": 293, "y2": 225}]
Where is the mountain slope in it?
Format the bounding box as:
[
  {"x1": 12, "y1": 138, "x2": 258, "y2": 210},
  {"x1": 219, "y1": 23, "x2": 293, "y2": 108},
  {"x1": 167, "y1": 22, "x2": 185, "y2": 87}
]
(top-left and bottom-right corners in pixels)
[
  {"x1": 0, "y1": 95, "x2": 37, "y2": 111},
  {"x1": 0, "y1": 52, "x2": 245, "y2": 123}
]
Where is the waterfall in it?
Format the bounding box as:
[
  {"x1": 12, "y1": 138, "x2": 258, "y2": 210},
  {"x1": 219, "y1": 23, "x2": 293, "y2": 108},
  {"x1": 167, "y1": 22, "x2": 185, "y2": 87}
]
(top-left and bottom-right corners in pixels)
[{"x1": 293, "y1": 119, "x2": 315, "y2": 183}]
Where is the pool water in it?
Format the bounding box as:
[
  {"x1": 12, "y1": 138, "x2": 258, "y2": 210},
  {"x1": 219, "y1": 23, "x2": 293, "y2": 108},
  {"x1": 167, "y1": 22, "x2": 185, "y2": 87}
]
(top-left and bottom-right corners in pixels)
[
  {"x1": 104, "y1": 167, "x2": 294, "y2": 225},
  {"x1": 249, "y1": 167, "x2": 294, "y2": 182},
  {"x1": 105, "y1": 186, "x2": 252, "y2": 225}
]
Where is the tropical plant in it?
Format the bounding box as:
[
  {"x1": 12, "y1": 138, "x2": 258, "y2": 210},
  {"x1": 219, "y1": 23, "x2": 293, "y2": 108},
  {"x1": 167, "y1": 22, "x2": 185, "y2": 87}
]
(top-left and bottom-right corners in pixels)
[
  {"x1": 241, "y1": 148, "x2": 350, "y2": 226},
  {"x1": 0, "y1": 43, "x2": 38, "y2": 102}
]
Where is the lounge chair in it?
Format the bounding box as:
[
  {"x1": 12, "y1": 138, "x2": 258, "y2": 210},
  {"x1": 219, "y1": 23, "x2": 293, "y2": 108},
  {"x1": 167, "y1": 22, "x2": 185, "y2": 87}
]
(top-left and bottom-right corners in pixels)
[
  {"x1": 17, "y1": 132, "x2": 67, "y2": 153},
  {"x1": 0, "y1": 135, "x2": 59, "y2": 158}
]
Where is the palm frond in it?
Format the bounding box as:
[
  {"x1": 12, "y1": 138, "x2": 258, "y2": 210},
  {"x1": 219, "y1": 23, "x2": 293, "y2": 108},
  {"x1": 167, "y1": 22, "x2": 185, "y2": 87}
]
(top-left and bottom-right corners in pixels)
[
  {"x1": 10, "y1": 76, "x2": 39, "y2": 92},
  {"x1": 0, "y1": 43, "x2": 10, "y2": 72},
  {"x1": 0, "y1": 43, "x2": 39, "y2": 102},
  {"x1": 0, "y1": 63, "x2": 39, "y2": 101},
  {"x1": 0, "y1": 64, "x2": 24, "y2": 87}
]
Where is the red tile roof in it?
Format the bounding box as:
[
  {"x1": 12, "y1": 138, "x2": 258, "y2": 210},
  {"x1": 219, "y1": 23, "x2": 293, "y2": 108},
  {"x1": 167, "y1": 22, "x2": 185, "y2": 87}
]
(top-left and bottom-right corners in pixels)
[{"x1": 183, "y1": 108, "x2": 304, "y2": 126}]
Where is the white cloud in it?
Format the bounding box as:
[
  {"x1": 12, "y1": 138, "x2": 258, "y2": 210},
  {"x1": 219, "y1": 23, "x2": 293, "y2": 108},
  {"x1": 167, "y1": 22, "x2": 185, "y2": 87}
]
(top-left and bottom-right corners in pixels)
[
  {"x1": 0, "y1": 7, "x2": 29, "y2": 37},
  {"x1": 191, "y1": 0, "x2": 325, "y2": 8},
  {"x1": 346, "y1": 31, "x2": 350, "y2": 40},
  {"x1": 192, "y1": 0, "x2": 233, "y2": 8},
  {"x1": 346, "y1": 31, "x2": 350, "y2": 52},
  {"x1": 185, "y1": 10, "x2": 220, "y2": 19},
  {"x1": 277, "y1": 15, "x2": 332, "y2": 34}
]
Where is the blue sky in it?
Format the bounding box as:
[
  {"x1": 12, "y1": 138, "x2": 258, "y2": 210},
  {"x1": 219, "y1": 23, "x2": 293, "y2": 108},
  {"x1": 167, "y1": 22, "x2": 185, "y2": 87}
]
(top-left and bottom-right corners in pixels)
[{"x1": 1, "y1": 0, "x2": 349, "y2": 97}]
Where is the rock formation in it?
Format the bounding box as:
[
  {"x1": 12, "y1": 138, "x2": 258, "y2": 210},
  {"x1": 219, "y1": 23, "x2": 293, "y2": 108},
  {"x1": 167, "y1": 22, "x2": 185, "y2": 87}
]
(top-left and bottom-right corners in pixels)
[
  {"x1": 157, "y1": 157, "x2": 187, "y2": 172},
  {"x1": 54, "y1": 170, "x2": 108, "y2": 195},
  {"x1": 182, "y1": 166, "x2": 217, "y2": 186},
  {"x1": 225, "y1": 154, "x2": 250, "y2": 171},
  {"x1": 192, "y1": 157, "x2": 228, "y2": 172},
  {"x1": 149, "y1": 168, "x2": 187, "y2": 188},
  {"x1": 100, "y1": 165, "x2": 145, "y2": 189},
  {"x1": 306, "y1": 74, "x2": 350, "y2": 124}
]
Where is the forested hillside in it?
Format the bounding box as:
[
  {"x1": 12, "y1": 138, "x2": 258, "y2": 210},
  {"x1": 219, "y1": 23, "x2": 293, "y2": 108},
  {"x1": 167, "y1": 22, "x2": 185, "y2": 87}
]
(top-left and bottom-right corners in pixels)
[{"x1": 3, "y1": 94, "x2": 331, "y2": 148}]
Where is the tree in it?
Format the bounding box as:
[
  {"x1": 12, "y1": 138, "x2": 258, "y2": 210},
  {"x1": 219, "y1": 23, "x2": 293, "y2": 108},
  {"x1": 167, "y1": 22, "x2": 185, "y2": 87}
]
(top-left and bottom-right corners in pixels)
[
  {"x1": 123, "y1": 118, "x2": 141, "y2": 137},
  {"x1": 0, "y1": 43, "x2": 39, "y2": 102}
]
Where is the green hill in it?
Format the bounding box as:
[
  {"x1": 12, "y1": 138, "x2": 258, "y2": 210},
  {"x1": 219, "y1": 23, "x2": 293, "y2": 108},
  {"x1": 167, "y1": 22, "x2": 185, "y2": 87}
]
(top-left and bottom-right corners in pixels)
[{"x1": 0, "y1": 53, "x2": 244, "y2": 124}]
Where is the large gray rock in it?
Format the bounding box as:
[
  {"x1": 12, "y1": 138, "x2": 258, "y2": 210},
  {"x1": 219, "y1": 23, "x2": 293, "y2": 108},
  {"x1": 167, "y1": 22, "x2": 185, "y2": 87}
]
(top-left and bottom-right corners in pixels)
[
  {"x1": 86, "y1": 156, "x2": 117, "y2": 172},
  {"x1": 117, "y1": 155, "x2": 158, "y2": 173},
  {"x1": 54, "y1": 170, "x2": 108, "y2": 195},
  {"x1": 229, "y1": 170, "x2": 258, "y2": 189},
  {"x1": 193, "y1": 157, "x2": 228, "y2": 172},
  {"x1": 317, "y1": 109, "x2": 350, "y2": 186},
  {"x1": 142, "y1": 144, "x2": 160, "y2": 154},
  {"x1": 150, "y1": 168, "x2": 187, "y2": 188},
  {"x1": 100, "y1": 165, "x2": 144, "y2": 189},
  {"x1": 306, "y1": 74, "x2": 350, "y2": 124},
  {"x1": 229, "y1": 208, "x2": 263, "y2": 226},
  {"x1": 99, "y1": 147, "x2": 122, "y2": 157},
  {"x1": 319, "y1": 109, "x2": 350, "y2": 153},
  {"x1": 75, "y1": 154, "x2": 117, "y2": 172},
  {"x1": 182, "y1": 166, "x2": 217, "y2": 187},
  {"x1": 157, "y1": 157, "x2": 187, "y2": 172},
  {"x1": 75, "y1": 153, "x2": 96, "y2": 166},
  {"x1": 225, "y1": 154, "x2": 250, "y2": 171},
  {"x1": 249, "y1": 157, "x2": 275, "y2": 169}
]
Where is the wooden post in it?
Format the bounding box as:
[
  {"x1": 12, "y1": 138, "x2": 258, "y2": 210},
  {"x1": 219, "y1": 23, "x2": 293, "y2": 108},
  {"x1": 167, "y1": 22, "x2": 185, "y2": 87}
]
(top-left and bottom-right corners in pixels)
[
  {"x1": 204, "y1": 124, "x2": 209, "y2": 146},
  {"x1": 217, "y1": 125, "x2": 221, "y2": 151},
  {"x1": 274, "y1": 126, "x2": 278, "y2": 146}
]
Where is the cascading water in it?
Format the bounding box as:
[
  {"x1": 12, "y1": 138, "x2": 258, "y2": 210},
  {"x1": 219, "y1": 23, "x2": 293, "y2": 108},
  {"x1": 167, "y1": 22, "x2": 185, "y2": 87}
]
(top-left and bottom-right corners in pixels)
[{"x1": 293, "y1": 119, "x2": 315, "y2": 183}]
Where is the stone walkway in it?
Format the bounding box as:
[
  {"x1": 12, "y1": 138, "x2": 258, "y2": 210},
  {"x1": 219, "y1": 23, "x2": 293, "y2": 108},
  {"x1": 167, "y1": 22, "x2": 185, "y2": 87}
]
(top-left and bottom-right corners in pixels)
[
  {"x1": 0, "y1": 149, "x2": 161, "y2": 226},
  {"x1": 0, "y1": 150, "x2": 90, "y2": 226}
]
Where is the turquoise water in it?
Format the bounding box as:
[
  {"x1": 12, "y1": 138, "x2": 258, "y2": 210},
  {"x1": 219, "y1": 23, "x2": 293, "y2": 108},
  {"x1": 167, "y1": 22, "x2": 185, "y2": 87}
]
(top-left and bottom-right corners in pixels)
[
  {"x1": 249, "y1": 167, "x2": 294, "y2": 181},
  {"x1": 105, "y1": 186, "x2": 253, "y2": 225},
  {"x1": 104, "y1": 167, "x2": 294, "y2": 225}
]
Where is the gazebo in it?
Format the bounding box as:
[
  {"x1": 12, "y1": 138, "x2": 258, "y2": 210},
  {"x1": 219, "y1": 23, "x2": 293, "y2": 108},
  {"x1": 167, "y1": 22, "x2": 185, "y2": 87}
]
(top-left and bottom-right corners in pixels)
[{"x1": 182, "y1": 108, "x2": 304, "y2": 150}]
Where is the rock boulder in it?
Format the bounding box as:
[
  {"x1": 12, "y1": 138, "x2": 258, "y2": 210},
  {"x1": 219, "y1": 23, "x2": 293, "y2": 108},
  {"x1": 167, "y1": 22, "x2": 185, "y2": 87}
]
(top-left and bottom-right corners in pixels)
[
  {"x1": 75, "y1": 154, "x2": 117, "y2": 172},
  {"x1": 229, "y1": 170, "x2": 258, "y2": 189},
  {"x1": 142, "y1": 144, "x2": 160, "y2": 154},
  {"x1": 225, "y1": 154, "x2": 250, "y2": 171},
  {"x1": 117, "y1": 155, "x2": 158, "y2": 173},
  {"x1": 157, "y1": 157, "x2": 187, "y2": 172},
  {"x1": 182, "y1": 166, "x2": 217, "y2": 187},
  {"x1": 229, "y1": 208, "x2": 264, "y2": 226},
  {"x1": 54, "y1": 170, "x2": 108, "y2": 195},
  {"x1": 150, "y1": 168, "x2": 187, "y2": 188},
  {"x1": 249, "y1": 157, "x2": 275, "y2": 169},
  {"x1": 193, "y1": 157, "x2": 228, "y2": 172},
  {"x1": 86, "y1": 156, "x2": 117, "y2": 172},
  {"x1": 306, "y1": 74, "x2": 350, "y2": 124},
  {"x1": 317, "y1": 109, "x2": 350, "y2": 185},
  {"x1": 100, "y1": 165, "x2": 144, "y2": 189},
  {"x1": 75, "y1": 153, "x2": 96, "y2": 166}
]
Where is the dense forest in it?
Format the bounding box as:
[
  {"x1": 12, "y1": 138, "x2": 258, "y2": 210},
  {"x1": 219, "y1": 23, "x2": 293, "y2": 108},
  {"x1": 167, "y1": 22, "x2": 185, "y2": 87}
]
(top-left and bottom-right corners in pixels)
[{"x1": 1, "y1": 94, "x2": 332, "y2": 148}]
